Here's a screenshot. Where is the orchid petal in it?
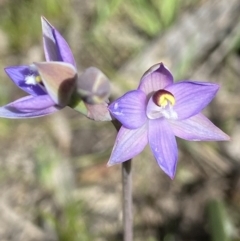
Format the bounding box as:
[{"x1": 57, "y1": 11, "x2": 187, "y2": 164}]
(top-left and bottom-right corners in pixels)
[
  {"x1": 169, "y1": 113, "x2": 230, "y2": 141},
  {"x1": 41, "y1": 16, "x2": 76, "y2": 67},
  {"x1": 109, "y1": 90, "x2": 147, "y2": 129},
  {"x1": 165, "y1": 81, "x2": 219, "y2": 120},
  {"x1": 138, "y1": 63, "x2": 174, "y2": 96},
  {"x1": 108, "y1": 124, "x2": 148, "y2": 166},
  {"x1": 34, "y1": 61, "x2": 77, "y2": 106},
  {"x1": 8, "y1": 95, "x2": 55, "y2": 112},
  {"x1": 4, "y1": 66, "x2": 46, "y2": 96},
  {"x1": 0, "y1": 96, "x2": 59, "y2": 118},
  {"x1": 148, "y1": 118, "x2": 178, "y2": 179},
  {"x1": 41, "y1": 17, "x2": 60, "y2": 62}
]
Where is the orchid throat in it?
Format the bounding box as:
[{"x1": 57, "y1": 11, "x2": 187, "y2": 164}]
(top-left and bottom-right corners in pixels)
[
  {"x1": 153, "y1": 89, "x2": 175, "y2": 107},
  {"x1": 25, "y1": 73, "x2": 42, "y2": 86},
  {"x1": 147, "y1": 89, "x2": 178, "y2": 120},
  {"x1": 25, "y1": 65, "x2": 43, "y2": 86}
]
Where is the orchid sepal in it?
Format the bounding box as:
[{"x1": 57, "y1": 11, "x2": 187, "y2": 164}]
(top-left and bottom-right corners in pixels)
[
  {"x1": 41, "y1": 16, "x2": 76, "y2": 67},
  {"x1": 0, "y1": 95, "x2": 60, "y2": 118},
  {"x1": 34, "y1": 61, "x2": 77, "y2": 107}
]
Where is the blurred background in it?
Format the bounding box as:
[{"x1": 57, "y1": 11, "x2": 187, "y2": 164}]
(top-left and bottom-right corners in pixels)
[{"x1": 0, "y1": 0, "x2": 239, "y2": 240}]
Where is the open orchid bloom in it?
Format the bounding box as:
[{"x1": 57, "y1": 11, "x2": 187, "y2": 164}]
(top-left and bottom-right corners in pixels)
[
  {"x1": 0, "y1": 17, "x2": 111, "y2": 121},
  {"x1": 108, "y1": 63, "x2": 230, "y2": 179}
]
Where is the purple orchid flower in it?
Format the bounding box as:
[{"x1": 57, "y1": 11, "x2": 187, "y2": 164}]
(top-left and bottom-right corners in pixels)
[
  {"x1": 108, "y1": 63, "x2": 230, "y2": 179},
  {"x1": 2, "y1": 61, "x2": 77, "y2": 118},
  {"x1": 0, "y1": 17, "x2": 111, "y2": 121}
]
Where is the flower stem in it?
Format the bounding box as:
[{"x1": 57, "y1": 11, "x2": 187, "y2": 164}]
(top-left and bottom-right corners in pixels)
[
  {"x1": 112, "y1": 120, "x2": 133, "y2": 241},
  {"x1": 122, "y1": 159, "x2": 133, "y2": 241}
]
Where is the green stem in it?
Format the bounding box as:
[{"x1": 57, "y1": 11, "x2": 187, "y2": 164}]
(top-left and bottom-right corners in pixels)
[{"x1": 207, "y1": 199, "x2": 229, "y2": 241}]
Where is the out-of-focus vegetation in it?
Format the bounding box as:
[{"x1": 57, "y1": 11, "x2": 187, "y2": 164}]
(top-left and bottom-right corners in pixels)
[
  {"x1": 0, "y1": 0, "x2": 197, "y2": 70},
  {"x1": 0, "y1": 0, "x2": 70, "y2": 52}
]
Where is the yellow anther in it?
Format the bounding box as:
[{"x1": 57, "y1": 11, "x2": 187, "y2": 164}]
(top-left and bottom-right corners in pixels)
[
  {"x1": 159, "y1": 93, "x2": 175, "y2": 107},
  {"x1": 35, "y1": 75, "x2": 42, "y2": 83},
  {"x1": 153, "y1": 89, "x2": 175, "y2": 107}
]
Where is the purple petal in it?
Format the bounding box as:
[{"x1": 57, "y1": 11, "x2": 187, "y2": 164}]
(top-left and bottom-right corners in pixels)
[
  {"x1": 108, "y1": 124, "x2": 148, "y2": 166},
  {"x1": 5, "y1": 66, "x2": 46, "y2": 96},
  {"x1": 165, "y1": 81, "x2": 219, "y2": 120},
  {"x1": 41, "y1": 17, "x2": 58, "y2": 61},
  {"x1": 138, "y1": 63, "x2": 174, "y2": 96},
  {"x1": 148, "y1": 118, "x2": 178, "y2": 179},
  {"x1": 169, "y1": 113, "x2": 230, "y2": 141},
  {"x1": 6, "y1": 95, "x2": 55, "y2": 112},
  {"x1": 0, "y1": 96, "x2": 60, "y2": 118},
  {"x1": 41, "y1": 16, "x2": 76, "y2": 67},
  {"x1": 109, "y1": 90, "x2": 147, "y2": 129}
]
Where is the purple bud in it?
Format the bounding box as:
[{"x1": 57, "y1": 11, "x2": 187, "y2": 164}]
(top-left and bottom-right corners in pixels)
[{"x1": 77, "y1": 67, "x2": 111, "y2": 104}]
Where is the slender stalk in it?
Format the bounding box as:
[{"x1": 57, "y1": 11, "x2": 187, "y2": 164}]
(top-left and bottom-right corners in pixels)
[
  {"x1": 112, "y1": 120, "x2": 133, "y2": 241},
  {"x1": 122, "y1": 160, "x2": 133, "y2": 241}
]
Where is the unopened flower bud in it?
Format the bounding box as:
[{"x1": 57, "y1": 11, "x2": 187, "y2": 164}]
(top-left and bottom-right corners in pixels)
[{"x1": 77, "y1": 67, "x2": 111, "y2": 104}]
